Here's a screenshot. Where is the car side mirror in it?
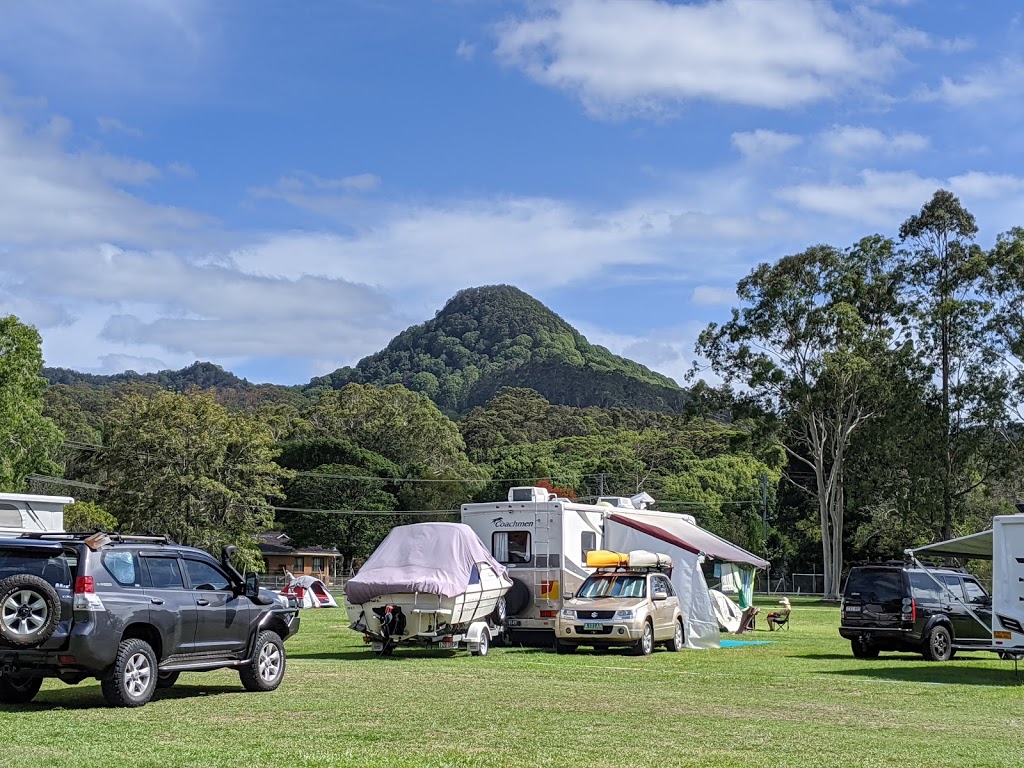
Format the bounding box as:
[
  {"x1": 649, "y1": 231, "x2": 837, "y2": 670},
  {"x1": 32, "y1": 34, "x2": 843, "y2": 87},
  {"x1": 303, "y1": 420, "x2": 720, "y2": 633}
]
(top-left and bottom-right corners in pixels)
[
  {"x1": 244, "y1": 573, "x2": 260, "y2": 599},
  {"x1": 653, "y1": 590, "x2": 668, "y2": 602}
]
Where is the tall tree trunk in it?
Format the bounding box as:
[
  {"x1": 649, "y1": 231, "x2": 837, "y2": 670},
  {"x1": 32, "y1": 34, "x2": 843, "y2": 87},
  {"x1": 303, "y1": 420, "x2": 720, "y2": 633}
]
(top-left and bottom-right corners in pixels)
[{"x1": 942, "y1": 315, "x2": 953, "y2": 540}]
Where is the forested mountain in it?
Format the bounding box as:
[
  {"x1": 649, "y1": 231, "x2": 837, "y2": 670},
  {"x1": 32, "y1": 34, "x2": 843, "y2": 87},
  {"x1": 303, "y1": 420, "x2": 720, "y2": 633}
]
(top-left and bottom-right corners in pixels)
[
  {"x1": 45, "y1": 361, "x2": 255, "y2": 391},
  {"x1": 307, "y1": 285, "x2": 689, "y2": 414}
]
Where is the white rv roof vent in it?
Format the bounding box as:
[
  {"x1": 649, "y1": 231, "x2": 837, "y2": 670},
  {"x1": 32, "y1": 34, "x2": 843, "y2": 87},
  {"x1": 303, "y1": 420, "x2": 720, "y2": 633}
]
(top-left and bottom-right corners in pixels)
[
  {"x1": 508, "y1": 487, "x2": 554, "y2": 503},
  {"x1": 630, "y1": 492, "x2": 655, "y2": 510},
  {"x1": 597, "y1": 496, "x2": 636, "y2": 509}
]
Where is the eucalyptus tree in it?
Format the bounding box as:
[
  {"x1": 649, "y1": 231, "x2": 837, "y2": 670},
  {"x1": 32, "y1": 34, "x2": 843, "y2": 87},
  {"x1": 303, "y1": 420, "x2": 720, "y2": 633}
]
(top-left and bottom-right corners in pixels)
[
  {"x1": 899, "y1": 190, "x2": 1008, "y2": 540},
  {"x1": 0, "y1": 315, "x2": 63, "y2": 491},
  {"x1": 696, "y1": 237, "x2": 903, "y2": 599}
]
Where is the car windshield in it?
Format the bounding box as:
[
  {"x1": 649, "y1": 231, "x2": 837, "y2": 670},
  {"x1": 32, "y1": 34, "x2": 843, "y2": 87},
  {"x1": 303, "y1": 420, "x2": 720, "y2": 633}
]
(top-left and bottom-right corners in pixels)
[{"x1": 576, "y1": 574, "x2": 647, "y2": 599}]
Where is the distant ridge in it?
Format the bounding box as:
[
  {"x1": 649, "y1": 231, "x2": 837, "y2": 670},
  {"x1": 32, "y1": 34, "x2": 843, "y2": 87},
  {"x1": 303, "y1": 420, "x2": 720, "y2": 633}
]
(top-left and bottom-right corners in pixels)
[{"x1": 306, "y1": 285, "x2": 689, "y2": 414}]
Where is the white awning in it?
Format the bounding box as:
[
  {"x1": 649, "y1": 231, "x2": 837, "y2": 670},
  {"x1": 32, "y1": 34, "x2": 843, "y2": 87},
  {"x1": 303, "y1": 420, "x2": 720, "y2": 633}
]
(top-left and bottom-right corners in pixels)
[{"x1": 907, "y1": 529, "x2": 993, "y2": 560}]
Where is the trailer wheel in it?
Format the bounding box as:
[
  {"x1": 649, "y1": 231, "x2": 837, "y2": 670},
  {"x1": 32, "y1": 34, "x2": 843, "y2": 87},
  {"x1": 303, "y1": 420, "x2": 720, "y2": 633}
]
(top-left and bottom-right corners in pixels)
[{"x1": 471, "y1": 631, "x2": 490, "y2": 657}]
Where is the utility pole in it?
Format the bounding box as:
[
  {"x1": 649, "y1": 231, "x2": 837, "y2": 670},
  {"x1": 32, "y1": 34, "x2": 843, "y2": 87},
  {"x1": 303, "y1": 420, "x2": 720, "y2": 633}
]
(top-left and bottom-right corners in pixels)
[{"x1": 598, "y1": 473, "x2": 605, "y2": 496}]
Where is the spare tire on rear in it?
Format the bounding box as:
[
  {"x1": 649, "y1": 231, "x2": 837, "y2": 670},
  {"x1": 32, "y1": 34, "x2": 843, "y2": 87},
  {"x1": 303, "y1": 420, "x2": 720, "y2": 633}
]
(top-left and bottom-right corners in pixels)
[
  {"x1": 503, "y1": 577, "x2": 531, "y2": 616},
  {"x1": 0, "y1": 574, "x2": 62, "y2": 648}
]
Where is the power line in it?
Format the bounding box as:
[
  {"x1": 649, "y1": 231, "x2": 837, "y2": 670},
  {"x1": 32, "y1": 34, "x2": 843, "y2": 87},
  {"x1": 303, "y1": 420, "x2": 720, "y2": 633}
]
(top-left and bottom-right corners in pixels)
[
  {"x1": 26, "y1": 474, "x2": 105, "y2": 490},
  {"x1": 273, "y1": 506, "x2": 457, "y2": 517}
]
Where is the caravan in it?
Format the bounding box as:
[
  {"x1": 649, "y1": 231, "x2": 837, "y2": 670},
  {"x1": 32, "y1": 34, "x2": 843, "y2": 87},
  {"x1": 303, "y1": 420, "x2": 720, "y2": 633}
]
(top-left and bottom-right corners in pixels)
[
  {"x1": 899, "y1": 514, "x2": 1024, "y2": 659},
  {"x1": 0, "y1": 493, "x2": 73, "y2": 537},
  {"x1": 460, "y1": 487, "x2": 768, "y2": 649}
]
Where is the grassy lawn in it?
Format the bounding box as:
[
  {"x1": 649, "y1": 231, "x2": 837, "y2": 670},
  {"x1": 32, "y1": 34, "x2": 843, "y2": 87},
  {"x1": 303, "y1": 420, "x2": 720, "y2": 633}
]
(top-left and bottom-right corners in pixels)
[{"x1": 4, "y1": 596, "x2": 1024, "y2": 767}]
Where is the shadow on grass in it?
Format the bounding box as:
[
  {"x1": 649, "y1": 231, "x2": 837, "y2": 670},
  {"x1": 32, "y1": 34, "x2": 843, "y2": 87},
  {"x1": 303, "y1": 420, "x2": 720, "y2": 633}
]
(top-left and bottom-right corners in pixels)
[
  {"x1": 293, "y1": 644, "x2": 555, "y2": 661},
  {"x1": 0, "y1": 683, "x2": 247, "y2": 712}
]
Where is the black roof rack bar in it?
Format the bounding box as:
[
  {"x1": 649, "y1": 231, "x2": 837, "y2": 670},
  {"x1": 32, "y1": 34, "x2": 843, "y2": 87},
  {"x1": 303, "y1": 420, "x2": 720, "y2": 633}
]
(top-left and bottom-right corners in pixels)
[{"x1": 18, "y1": 531, "x2": 176, "y2": 545}]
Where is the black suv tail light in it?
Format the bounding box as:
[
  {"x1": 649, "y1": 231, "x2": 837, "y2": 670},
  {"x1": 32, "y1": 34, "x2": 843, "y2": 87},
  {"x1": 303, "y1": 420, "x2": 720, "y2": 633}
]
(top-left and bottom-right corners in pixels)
[{"x1": 901, "y1": 597, "x2": 916, "y2": 622}]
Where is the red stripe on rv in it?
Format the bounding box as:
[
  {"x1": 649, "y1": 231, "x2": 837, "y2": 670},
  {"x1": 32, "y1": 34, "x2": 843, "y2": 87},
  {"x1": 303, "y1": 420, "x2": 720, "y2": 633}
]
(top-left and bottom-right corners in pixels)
[{"x1": 607, "y1": 514, "x2": 701, "y2": 556}]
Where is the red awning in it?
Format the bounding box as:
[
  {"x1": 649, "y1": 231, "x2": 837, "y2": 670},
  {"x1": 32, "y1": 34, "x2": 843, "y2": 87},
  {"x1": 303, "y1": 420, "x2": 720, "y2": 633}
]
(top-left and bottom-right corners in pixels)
[{"x1": 609, "y1": 513, "x2": 769, "y2": 569}]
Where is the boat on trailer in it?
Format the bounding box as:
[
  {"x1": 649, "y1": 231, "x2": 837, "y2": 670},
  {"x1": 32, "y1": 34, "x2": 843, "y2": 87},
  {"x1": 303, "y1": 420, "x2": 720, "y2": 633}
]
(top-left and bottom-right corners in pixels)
[{"x1": 345, "y1": 522, "x2": 512, "y2": 657}]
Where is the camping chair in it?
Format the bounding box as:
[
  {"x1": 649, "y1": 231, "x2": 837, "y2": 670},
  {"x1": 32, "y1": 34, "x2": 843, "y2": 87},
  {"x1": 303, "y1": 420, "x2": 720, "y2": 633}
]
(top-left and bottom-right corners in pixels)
[
  {"x1": 767, "y1": 600, "x2": 791, "y2": 631},
  {"x1": 737, "y1": 605, "x2": 759, "y2": 633}
]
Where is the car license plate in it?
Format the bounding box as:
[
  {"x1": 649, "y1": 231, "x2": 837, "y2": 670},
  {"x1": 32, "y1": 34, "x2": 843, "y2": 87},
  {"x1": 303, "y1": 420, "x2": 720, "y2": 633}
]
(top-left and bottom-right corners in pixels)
[
  {"x1": 583, "y1": 622, "x2": 603, "y2": 630},
  {"x1": 506, "y1": 619, "x2": 522, "y2": 627},
  {"x1": 371, "y1": 642, "x2": 384, "y2": 651},
  {"x1": 845, "y1": 606, "x2": 861, "y2": 613},
  {"x1": 438, "y1": 641, "x2": 459, "y2": 649}
]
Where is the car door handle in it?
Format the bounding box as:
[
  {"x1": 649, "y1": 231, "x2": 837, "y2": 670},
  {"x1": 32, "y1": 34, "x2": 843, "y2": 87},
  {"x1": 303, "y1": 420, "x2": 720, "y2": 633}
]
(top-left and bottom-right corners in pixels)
[
  {"x1": 196, "y1": 599, "x2": 210, "y2": 606},
  {"x1": 150, "y1": 598, "x2": 164, "y2": 605}
]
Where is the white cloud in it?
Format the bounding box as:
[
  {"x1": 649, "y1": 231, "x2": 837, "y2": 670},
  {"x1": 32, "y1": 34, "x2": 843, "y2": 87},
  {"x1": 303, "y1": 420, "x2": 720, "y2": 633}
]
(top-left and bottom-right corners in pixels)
[
  {"x1": 0, "y1": 1, "x2": 212, "y2": 99},
  {"x1": 691, "y1": 285, "x2": 737, "y2": 306},
  {"x1": 248, "y1": 172, "x2": 381, "y2": 216},
  {"x1": 731, "y1": 130, "x2": 803, "y2": 160},
  {"x1": 495, "y1": 0, "x2": 914, "y2": 116},
  {"x1": 96, "y1": 116, "x2": 142, "y2": 137},
  {"x1": 948, "y1": 171, "x2": 1024, "y2": 199},
  {"x1": 456, "y1": 40, "x2": 477, "y2": 61},
  {"x1": 916, "y1": 57, "x2": 1024, "y2": 106},
  {"x1": 96, "y1": 353, "x2": 168, "y2": 375},
  {"x1": 819, "y1": 125, "x2": 929, "y2": 156},
  {"x1": 0, "y1": 109, "x2": 207, "y2": 246},
  {"x1": 168, "y1": 161, "x2": 196, "y2": 178},
  {"x1": 777, "y1": 170, "x2": 942, "y2": 225}
]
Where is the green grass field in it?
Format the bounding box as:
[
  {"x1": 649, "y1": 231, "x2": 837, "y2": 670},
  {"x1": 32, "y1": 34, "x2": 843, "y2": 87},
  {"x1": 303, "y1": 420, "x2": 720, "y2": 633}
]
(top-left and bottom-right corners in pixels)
[{"x1": 4, "y1": 597, "x2": 1024, "y2": 767}]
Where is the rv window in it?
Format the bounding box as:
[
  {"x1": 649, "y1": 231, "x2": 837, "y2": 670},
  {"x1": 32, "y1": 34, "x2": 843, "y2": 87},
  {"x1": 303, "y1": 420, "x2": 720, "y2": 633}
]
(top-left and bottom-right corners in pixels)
[
  {"x1": 581, "y1": 531, "x2": 597, "y2": 563},
  {"x1": 493, "y1": 531, "x2": 531, "y2": 564},
  {"x1": 0, "y1": 503, "x2": 21, "y2": 528},
  {"x1": 511, "y1": 488, "x2": 535, "y2": 502}
]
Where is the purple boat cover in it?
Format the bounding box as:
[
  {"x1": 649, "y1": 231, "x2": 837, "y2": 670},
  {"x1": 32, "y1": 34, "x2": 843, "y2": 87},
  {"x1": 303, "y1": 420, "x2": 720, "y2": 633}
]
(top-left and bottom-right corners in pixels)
[{"x1": 345, "y1": 522, "x2": 508, "y2": 604}]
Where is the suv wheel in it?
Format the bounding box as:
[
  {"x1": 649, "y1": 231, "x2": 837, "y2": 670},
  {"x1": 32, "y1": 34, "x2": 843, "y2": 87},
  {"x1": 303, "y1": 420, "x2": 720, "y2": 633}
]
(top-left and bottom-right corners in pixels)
[
  {"x1": 0, "y1": 575, "x2": 62, "y2": 648},
  {"x1": 633, "y1": 621, "x2": 654, "y2": 656},
  {"x1": 0, "y1": 674, "x2": 43, "y2": 704},
  {"x1": 554, "y1": 639, "x2": 577, "y2": 655},
  {"x1": 851, "y1": 638, "x2": 879, "y2": 659},
  {"x1": 667, "y1": 620, "x2": 684, "y2": 652},
  {"x1": 101, "y1": 638, "x2": 158, "y2": 708},
  {"x1": 923, "y1": 625, "x2": 953, "y2": 662},
  {"x1": 240, "y1": 631, "x2": 286, "y2": 692}
]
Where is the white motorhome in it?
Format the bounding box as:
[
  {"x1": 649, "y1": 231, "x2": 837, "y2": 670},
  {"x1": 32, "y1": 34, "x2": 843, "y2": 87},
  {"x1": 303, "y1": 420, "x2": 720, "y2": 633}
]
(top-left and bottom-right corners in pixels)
[
  {"x1": 907, "y1": 513, "x2": 1024, "y2": 657},
  {"x1": 461, "y1": 487, "x2": 768, "y2": 649},
  {"x1": 0, "y1": 493, "x2": 73, "y2": 537}
]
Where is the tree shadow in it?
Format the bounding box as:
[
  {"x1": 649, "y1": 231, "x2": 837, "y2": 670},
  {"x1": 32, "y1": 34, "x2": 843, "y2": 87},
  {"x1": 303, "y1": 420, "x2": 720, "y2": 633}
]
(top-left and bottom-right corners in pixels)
[{"x1": 823, "y1": 664, "x2": 1022, "y2": 687}]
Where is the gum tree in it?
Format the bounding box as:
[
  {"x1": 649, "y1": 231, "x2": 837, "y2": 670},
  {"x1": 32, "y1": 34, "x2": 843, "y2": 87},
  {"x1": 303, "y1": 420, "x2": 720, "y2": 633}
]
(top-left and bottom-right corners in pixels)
[{"x1": 696, "y1": 238, "x2": 902, "y2": 599}]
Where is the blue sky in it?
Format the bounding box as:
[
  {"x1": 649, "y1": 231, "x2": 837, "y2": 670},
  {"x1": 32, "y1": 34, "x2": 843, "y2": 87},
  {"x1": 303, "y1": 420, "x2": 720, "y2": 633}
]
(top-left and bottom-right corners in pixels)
[{"x1": 2, "y1": 0, "x2": 1024, "y2": 386}]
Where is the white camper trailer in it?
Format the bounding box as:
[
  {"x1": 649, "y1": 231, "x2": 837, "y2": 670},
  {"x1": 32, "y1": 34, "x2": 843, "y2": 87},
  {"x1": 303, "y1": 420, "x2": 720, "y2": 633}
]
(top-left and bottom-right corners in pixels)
[
  {"x1": 0, "y1": 493, "x2": 73, "y2": 537},
  {"x1": 907, "y1": 513, "x2": 1024, "y2": 657},
  {"x1": 460, "y1": 487, "x2": 768, "y2": 649}
]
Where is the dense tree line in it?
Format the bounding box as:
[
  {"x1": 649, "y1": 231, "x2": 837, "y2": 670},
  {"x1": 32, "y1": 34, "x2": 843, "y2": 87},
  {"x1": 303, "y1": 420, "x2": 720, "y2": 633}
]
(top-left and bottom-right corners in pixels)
[{"x1": 5, "y1": 192, "x2": 1024, "y2": 590}]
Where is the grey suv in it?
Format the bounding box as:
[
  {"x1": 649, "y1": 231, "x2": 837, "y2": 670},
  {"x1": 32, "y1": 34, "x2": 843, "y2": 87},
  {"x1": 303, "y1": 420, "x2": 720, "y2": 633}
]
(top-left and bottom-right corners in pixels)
[
  {"x1": 0, "y1": 532, "x2": 300, "y2": 707},
  {"x1": 839, "y1": 562, "x2": 991, "y2": 661}
]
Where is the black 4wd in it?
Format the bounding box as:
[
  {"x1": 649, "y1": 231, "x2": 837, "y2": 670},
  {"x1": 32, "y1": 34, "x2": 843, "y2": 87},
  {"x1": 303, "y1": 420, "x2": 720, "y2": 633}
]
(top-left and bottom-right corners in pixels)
[
  {"x1": 839, "y1": 562, "x2": 991, "y2": 661},
  {"x1": 0, "y1": 532, "x2": 300, "y2": 707}
]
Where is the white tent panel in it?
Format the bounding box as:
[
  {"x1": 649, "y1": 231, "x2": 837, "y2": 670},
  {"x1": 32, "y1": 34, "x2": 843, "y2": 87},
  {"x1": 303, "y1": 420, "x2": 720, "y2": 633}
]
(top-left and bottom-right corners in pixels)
[{"x1": 605, "y1": 518, "x2": 721, "y2": 650}]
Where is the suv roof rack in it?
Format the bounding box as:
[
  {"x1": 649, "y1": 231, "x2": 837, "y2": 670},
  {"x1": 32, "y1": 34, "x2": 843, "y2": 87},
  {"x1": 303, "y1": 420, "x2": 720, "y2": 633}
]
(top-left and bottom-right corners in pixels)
[{"x1": 19, "y1": 531, "x2": 177, "y2": 545}]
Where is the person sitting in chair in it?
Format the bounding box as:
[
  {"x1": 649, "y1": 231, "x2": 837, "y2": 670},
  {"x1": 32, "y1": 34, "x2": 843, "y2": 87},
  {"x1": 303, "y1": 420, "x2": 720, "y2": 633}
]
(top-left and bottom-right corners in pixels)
[{"x1": 767, "y1": 598, "x2": 791, "y2": 631}]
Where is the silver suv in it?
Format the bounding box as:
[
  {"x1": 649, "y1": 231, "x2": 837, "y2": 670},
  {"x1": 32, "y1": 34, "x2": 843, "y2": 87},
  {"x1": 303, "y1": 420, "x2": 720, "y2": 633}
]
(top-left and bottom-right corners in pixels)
[{"x1": 554, "y1": 563, "x2": 684, "y2": 655}]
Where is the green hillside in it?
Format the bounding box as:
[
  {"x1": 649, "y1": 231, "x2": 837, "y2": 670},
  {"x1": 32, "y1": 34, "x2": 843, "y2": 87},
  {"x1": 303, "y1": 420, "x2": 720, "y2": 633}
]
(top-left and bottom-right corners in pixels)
[{"x1": 307, "y1": 285, "x2": 689, "y2": 414}]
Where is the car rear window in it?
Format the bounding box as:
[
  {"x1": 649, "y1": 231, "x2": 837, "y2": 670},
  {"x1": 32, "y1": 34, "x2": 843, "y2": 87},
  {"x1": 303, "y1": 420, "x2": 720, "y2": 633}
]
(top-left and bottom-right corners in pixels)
[
  {"x1": 844, "y1": 568, "x2": 903, "y2": 602},
  {"x1": 0, "y1": 548, "x2": 72, "y2": 588}
]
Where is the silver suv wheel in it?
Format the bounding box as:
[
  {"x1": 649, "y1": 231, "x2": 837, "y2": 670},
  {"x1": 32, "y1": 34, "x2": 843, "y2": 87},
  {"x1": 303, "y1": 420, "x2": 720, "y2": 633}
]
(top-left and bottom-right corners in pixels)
[
  {"x1": 2, "y1": 589, "x2": 48, "y2": 636},
  {"x1": 258, "y1": 640, "x2": 282, "y2": 682}
]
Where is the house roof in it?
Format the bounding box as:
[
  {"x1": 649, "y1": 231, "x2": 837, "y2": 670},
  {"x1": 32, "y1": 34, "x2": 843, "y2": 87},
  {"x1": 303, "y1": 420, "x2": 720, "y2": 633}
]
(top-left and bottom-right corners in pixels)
[{"x1": 257, "y1": 531, "x2": 340, "y2": 557}]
